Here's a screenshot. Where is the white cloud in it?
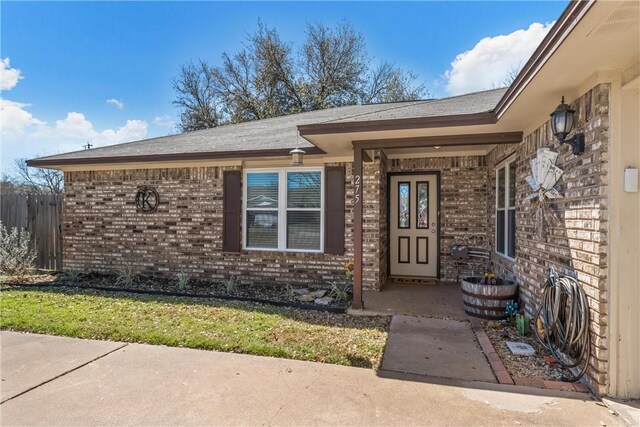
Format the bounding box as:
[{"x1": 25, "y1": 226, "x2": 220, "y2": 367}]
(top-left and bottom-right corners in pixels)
[
  {"x1": 1, "y1": 101, "x2": 148, "y2": 171},
  {"x1": 0, "y1": 59, "x2": 149, "y2": 171},
  {"x1": 0, "y1": 99, "x2": 46, "y2": 133},
  {"x1": 444, "y1": 22, "x2": 553, "y2": 96},
  {"x1": 95, "y1": 120, "x2": 148, "y2": 145},
  {"x1": 106, "y1": 98, "x2": 124, "y2": 110},
  {"x1": 0, "y1": 58, "x2": 22, "y2": 91},
  {"x1": 53, "y1": 112, "x2": 99, "y2": 140},
  {"x1": 152, "y1": 114, "x2": 173, "y2": 129}
]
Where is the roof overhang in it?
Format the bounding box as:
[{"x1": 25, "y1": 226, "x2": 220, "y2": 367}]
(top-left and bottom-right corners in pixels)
[
  {"x1": 496, "y1": 0, "x2": 639, "y2": 133},
  {"x1": 26, "y1": 147, "x2": 326, "y2": 168},
  {"x1": 493, "y1": 0, "x2": 596, "y2": 119},
  {"x1": 300, "y1": 121, "x2": 522, "y2": 157},
  {"x1": 352, "y1": 132, "x2": 523, "y2": 150},
  {"x1": 298, "y1": 111, "x2": 496, "y2": 135}
]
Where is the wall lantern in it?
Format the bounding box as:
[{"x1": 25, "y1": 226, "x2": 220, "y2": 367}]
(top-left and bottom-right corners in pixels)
[
  {"x1": 290, "y1": 130, "x2": 305, "y2": 166},
  {"x1": 550, "y1": 96, "x2": 585, "y2": 155}
]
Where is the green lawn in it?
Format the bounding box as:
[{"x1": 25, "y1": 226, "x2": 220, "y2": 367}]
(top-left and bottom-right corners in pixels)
[{"x1": 0, "y1": 286, "x2": 390, "y2": 368}]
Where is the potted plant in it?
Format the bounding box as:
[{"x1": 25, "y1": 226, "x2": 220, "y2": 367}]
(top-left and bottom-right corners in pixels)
[{"x1": 461, "y1": 272, "x2": 518, "y2": 320}]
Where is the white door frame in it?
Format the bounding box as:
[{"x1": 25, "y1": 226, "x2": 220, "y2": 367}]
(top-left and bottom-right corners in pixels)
[{"x1": 387, "y1": 171, "x2": 441, "y2": 278}]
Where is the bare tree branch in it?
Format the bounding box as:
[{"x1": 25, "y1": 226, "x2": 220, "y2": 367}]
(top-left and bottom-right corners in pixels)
[
  {"x1": 12, "y1": 158, "x2": 64, "y2": 195},
  {"x1": 492, "y1": 62, "x2": 523, "y2": 89},
  {"x1": 172, "y1": 20, "x2": 428, "y2": 132},
  {"x1": 361, "y1": 61, "x2": 427, "y2": 103},
  {"x1": 301, "y1": 22, "x2": 367, "y2": 109},
  {"x1": 172, "y1": 60, "x2": 222, "y2": 132}
]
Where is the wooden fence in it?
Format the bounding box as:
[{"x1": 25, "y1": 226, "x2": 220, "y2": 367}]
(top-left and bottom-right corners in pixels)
[{"x1": 1, "y1": 194, "x2": 63, "y2": 270}]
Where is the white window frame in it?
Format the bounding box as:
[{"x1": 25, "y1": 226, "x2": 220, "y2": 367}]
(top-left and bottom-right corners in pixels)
[
  {"x1": 243, "y1": 167, "x2": 324, "y2": 253},
  {"x1": 495, "y1": 156, "x2": 516, "y2": 261}
]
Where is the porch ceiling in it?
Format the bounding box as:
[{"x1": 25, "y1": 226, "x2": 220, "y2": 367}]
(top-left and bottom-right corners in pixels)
[
  {"x1": 383, "y1": 144, "x2": 496, "y2": 159},
  {"x1": 352, "y1": 131, "x2": 523, "y2": 150},
  {"x1": 304, "y1": 123, "x2": 522, "y2": 157}
]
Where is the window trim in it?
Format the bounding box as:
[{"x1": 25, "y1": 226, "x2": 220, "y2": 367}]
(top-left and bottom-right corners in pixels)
[
  {"x1": 243, "y1": 167, "x2": 324, "y2": 253},
  {"x1": 495, "y1": 156, "x2": 516, "y2": 261}
]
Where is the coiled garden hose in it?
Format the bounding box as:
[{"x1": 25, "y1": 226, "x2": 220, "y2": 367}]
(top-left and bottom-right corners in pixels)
[{"x1": 534, "y1": 268, "x2": 591, "y2": 382}]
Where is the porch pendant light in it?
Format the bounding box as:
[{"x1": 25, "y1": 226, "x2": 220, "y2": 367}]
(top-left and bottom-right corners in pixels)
[
  {"x1": 550, "y1": 96, "x2": 585, "y2": 155},
  {"x1": 290, "y1": 131, "x2": 305, "y2": 166}
]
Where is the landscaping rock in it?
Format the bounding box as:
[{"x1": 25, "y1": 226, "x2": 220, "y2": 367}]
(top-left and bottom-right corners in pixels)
[
  {"x1": 314, "y1": 296, "x2": 334, "y2": 306},
  {"x1": 309, "y1": 290, "x2": 327, "y2": 298},
  {"x1": 482, "y1": 320, "x2": 570, "y2": 382},
  {"x1": 298, "y1": 294, "x2": 316, "y2": 302},
  {"x1": 293, "y1": 288, "x2": 309, "y2": 295},
  {"x1": 506, "y1": 341, "x2": 536, "y2": 356},
  {"x1": 486, "y1": 321, "x2": 503, "y2": 329}
]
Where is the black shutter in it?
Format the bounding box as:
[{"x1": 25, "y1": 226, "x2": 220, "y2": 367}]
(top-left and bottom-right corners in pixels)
[
  {"x1": 223, "y1": 170, "x2": 241, "y2": 252},
  {"x1": 324, "y1": 166, "x2": 345, "y2": 255}
]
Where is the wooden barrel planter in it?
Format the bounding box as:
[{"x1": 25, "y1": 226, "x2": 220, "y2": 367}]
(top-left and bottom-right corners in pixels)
[{"x1": 461, "y1": 277, "x2": 518, "y2": 320}]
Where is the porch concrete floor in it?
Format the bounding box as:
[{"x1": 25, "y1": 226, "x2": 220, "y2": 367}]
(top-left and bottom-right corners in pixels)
[
  {"x1": 380, "y1": 315, "x2": 496, "y2": 383},
  {"x1": 358, "y1": 280, "x2": 467, "y2": 320}
]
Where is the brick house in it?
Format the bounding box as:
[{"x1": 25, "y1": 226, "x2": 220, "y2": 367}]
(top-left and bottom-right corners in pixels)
[{"x1": 29, "y1": 1, "x2": 639, "y2": 398}]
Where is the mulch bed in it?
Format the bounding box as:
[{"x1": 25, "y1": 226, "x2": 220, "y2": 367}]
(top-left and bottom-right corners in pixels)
[
  {"x1": 482, "y1": 320, "x2": 573, "y2": 382},
  {"x1": 1, "y1": 272, "x2": 352, "y2": 311},
  {"x1": 1, "y1": 272, "x2": 59, "y2": 285}
]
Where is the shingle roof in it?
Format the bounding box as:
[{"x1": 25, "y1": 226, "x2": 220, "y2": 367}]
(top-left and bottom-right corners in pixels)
[
  {"x1": 326, "y1": 88, "x2": 506, "y2": 123},
  {"x1": 28, "y1": 88, "x2": 507, "y2": 165}
]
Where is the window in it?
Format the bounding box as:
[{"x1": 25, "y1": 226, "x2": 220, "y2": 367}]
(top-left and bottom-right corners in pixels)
[
  {"x1": 244, "y1": 168, "x2": 323, "y2": 252},
  {"x1": 398, "y1": 182, "x2": 410, "y2": 228},
  {"x1": 416, "y1": 181, "x2": 429, "y2": 229},
  {"x1": 496, "y1": 158, "x2": 516, "y2": 259}
]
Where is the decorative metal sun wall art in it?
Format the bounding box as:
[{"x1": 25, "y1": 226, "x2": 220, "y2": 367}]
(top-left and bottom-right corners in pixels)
[{"x1": 525, "y1": 147, "x2": 563, "y2": 238}]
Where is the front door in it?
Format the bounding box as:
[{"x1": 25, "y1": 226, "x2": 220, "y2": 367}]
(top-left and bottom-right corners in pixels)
[{"x1": 389, "y1": 174, "x2": 439, "y2": 277}]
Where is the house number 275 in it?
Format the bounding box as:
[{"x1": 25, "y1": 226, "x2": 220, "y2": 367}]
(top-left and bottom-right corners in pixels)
[{"x1": 354, "y1": 175, "x2": 361, "y2": 204}]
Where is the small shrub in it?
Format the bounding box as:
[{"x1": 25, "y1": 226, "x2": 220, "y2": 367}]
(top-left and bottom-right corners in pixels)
[
  {"x1": 284, "y1": 284, "x2": 296, "y2": 299},
  {"x1": 224, "y1": 275, "x2": 238, "y2": 294},
  {"x1": 115, "y1": 263, "x2": 137, "y2": 287},
  {"x1": 0, "y1": 222, "x2": 37, "y2": 281},
  {"x1": 176, "y1": 271, "x2": 189, "y2": 291},
  {"x1": 330, "y1": 281, "x2": 351, "y2": 303},
  {"x1": 65, "y1": 270, "x2": 82, "y2": 284}
]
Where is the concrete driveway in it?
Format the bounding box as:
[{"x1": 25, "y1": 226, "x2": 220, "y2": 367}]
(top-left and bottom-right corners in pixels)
[{"x1": 0, "y1": 331, "x2": 625, "y2": 426}]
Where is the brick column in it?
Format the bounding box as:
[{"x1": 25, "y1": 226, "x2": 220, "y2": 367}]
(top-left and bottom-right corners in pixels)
[{"x1": 352, "y1": 147, "x2": 364, "y2": 309}]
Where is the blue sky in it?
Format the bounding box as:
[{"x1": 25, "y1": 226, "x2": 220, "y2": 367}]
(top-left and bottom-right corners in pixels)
[{"x1": 1, "y1": 1, "x2": 568, "y2": 171}]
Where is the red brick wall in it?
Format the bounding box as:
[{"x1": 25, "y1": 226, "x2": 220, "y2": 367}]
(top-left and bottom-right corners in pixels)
[
  {"x1": 63, "y1": 165, "x2": 356, "y2": 287},
  {"x1": 384, "y1": 155, "x2": 489, "y2": 281},
  {"x1": 486, "y1": 83, "x2": 610, "y2": 393}
]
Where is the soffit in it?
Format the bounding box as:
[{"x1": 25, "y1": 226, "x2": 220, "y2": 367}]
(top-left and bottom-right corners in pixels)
[{"x1": 303, "y1": 122, "x2": 520, "y2": 157}]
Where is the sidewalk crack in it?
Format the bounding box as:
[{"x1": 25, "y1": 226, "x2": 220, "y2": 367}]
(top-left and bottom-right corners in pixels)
[{"x1": 1, "y1": 342, "x2": 128, "y2": 404}]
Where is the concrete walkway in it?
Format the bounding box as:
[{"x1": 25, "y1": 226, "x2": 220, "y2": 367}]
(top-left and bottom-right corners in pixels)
[
  {"x1": 0, "y1": 331, "x2": 626, "y2": 426},
  {"x1": 381, "y1": 315, "x2": 496, "y2": 383}
]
